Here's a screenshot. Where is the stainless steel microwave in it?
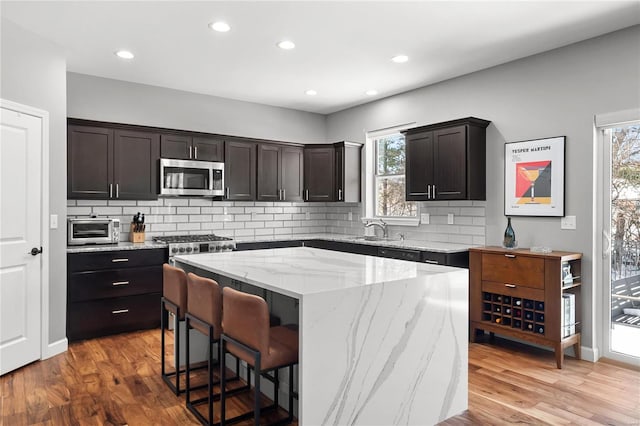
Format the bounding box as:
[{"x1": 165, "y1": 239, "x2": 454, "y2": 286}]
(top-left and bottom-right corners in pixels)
[
  {"x1": 68, "y1": 218, "x2": 120, "y2": 245},
  {"x1": 160, "y1": 158, "x2": 224, "y2": 197}
]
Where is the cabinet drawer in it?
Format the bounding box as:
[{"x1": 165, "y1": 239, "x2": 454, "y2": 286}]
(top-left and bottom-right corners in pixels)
[
  {"x1": 422, "y1": 251, "x2": 447, "y2": 265},
  {"x1": 482, "y1": 280, "x2": 544, "y2": 301},
  {"x1": 378, "y1": 247, "x2": 421, "y2": 262},
  {"x1": 68, "y1": 293, "x2": 160, "y2": 341},
  {"x1": 68, "y1": 248, "x2": 166, "y2": 272},
  {"x1": 481, "y1": 253, "x2": 544, "y2": 289},
  {"x1": 69, "y1": 265, "x2": 162, "y2": 302}
]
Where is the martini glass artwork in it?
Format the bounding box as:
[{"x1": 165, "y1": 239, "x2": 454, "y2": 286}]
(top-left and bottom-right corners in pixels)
[{"x1": 517, "y1": 166, "x2": 544, "y2": 203}]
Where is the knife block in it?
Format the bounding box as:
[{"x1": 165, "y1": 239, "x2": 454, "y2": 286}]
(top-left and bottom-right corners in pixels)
[{"x1": 130, "y1": 223, "x2": 145, "y2": 243}]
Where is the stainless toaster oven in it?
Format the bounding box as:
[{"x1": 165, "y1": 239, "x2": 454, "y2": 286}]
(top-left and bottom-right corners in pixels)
[{"x1": 68, "y1": 217, "x2": 120, "y2": 245}]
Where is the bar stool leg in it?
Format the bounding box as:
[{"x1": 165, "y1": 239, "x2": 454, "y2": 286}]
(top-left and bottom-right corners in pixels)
[
  {"x1": 254, "y1": 356, "x2": 261, "y2": 426},
  {"x1": 220, "y1": 339, "x2": 227, "y2": 426},
  {"x1": 288, "y1": 366, "x2": 294, "y2": 422}
]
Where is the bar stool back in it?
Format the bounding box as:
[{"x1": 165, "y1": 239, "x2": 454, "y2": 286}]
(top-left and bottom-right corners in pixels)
[
  {"x1": 220, "y1": 287, "x2": 298, "y2": 426},
  {"x1": 161, "y1": 263, "x2": 188, "y2": 395}
]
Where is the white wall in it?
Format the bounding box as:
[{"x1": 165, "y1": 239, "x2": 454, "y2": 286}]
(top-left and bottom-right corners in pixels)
[
  {"x1": 67, "y1": 72, "x2": 327, "y2": 144},
  {"x1": 0, "y1": 18, "x2": 68, "y2": 344},
  {"x1": 325, "y1": 25, "x2": 640, "y2": 351}
]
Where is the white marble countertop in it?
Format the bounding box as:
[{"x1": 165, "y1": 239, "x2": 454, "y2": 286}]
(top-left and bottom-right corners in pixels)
[
  {"x1": 235, "y1": 233, "x2": 475, "y2": 253},
  {"x1": 174, "y1": 246, "x2": 463, "y2": 299},
  {"x1": 66, "y1": 241, "x2": 167, "y2": 253}
]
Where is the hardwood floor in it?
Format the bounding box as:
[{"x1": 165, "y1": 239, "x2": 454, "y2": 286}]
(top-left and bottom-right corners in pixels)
[{"x1": 1, "y1": 329, "x2": 638, "y2": 425}]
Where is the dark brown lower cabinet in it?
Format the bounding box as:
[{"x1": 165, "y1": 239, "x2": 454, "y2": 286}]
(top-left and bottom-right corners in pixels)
[{"x1": 67, "y1": 248, "x2": 167, "y2": 341}]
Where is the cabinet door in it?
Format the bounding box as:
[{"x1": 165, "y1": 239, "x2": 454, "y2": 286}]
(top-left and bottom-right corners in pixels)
[
  {"x1": 304, "y1": 147, "x2": 335, "y2": 202},
  {"x1": 225, "y1": 141, "x2": 256, "y2": 200},
  {"x1": 281, "y1": 146, "x2": 304, "y2": 201},
  {"x1": 114, "y1": 130, "x2": 160, "y2": 200},
  {"x1": 405, "y1": 131, "x2": 433, "y2": 200},
  {"x1": 68, "y1": 125, "x2": 113, "y2": 199},
  {"x1": 433, "y1": 125, "x2": 467, "y2": 200},
  {"x1": 193, "y1": 137, "x2": 224, "y2": 162},
  {"x1": 160, "y1": 134, "x2": 192, "y2": 160},
  {"x1": 257, "y1": 143, "x2": 280, "y2": 201}
]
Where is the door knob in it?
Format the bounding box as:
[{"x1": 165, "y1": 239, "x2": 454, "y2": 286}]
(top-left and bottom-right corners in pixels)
[{"x1": 30, "y1": 247, "x2": 43, "y2": 256}]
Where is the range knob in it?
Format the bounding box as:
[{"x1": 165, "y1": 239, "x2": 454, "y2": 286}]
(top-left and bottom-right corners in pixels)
[
  {"x1": 179, "y1": 247, "x2": 186, "y2": 253},
  {"x1": 171, "y1": 247, "x2": 178, "y2": 254},
  {"x1": 186, "y1": 246, "x2": 193, "y2": 253}
]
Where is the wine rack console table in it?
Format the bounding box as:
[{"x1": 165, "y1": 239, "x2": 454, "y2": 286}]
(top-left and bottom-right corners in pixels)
[{"x1": 469, "y1": 246, "x2": 582, "y2": 369}]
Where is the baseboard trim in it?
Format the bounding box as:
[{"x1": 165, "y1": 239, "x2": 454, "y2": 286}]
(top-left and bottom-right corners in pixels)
[
  {"x1": 43, "y1": 338, "x2": 68, "y2": 359},
  {"x1": 580, "y1": 346, "x2": 598, "y2": 362}
]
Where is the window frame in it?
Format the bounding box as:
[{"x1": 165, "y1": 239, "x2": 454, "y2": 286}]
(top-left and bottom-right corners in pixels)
[{"x1": 364, "y1": 123, "x2": 419, "y2": 226}]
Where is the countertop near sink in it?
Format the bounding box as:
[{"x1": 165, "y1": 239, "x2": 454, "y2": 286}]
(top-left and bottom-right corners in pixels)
[
  {"x1": 234, "y1": 233, "x2": 475, "y2": 253},
  {"x1": 66, "y1": 233, "x2": 474, "y2": 254},
  {"x1": 66, "y1": 241, "x2": 167, "y2": 253}
]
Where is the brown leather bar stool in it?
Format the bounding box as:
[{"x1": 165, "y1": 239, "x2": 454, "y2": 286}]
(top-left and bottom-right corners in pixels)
[
  {"x1": 185, "y1": 273, "x2": 242, "y2": 426},
  {"x1": 220, "y1": 287, "x2": 299, "y2": 426},
  {"x1": 161, "y1": 263, "x2": 188, "y2": 395}
]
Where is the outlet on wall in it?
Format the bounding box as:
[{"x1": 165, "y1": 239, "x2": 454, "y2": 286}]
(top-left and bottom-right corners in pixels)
[
  {"x1": 305, "y1": 211, "x2": 311, "y2": 220},
  {"x1": 421, "y1": 213, "x2": 430, "y2": 224},
  {"x1": 348, "y1": 211, "x2": 353, "y2": 221},
  {"x1": 561, "y1": 215, "x2": 576, "y2": 230},
  {"x1": 50, "y1": 214, "x2": 58, "y2": 229},
  {"x1": 447, "y1": 213, "x2": 454, "y2": 224}
]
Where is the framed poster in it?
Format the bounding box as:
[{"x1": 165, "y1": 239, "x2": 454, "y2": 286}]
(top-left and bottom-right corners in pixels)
[{"x1": 504, "y1": 136, "x2": 565, "y2": 217}]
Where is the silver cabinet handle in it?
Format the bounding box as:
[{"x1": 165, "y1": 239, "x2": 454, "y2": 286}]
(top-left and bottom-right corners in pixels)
[
  {"x1": 189, "y1": 146, "x2": 192, "y2": 159},
  {"x1": 338, "y1": 188, "x2": 342, "y2": 201},
  {"x1": 225, "y1": 187, "x2": 230, "y2": 198},
  {"x1": 305, "y1": 189, "x2": 309, "y2": 201},
  {"x1": 194, "y1": 146, "x2": 198, "y2": 159},
  {"x1": 438, "y1": 191, "x2": 462, "y2": 195},
  {"x1": 112, "y1": 281, "x2": 129, "y2": 286},
  {"x1": 116, "y1": 183, "x2": 119, "y2": 199},
  {"x1": 282, "y1": 188, "x2": 286, "y2": 200},
  {"x1": 505, "y1": 284, "x2": 516, "y2": 288},
  {"x1": 433, "y1": 185, "x2": 436, "y2": 198},
  {"x1": 424, "y1": 259, "x2": 438, "y2": 264},
  {"x1": 112, "y1": 309, "x2": 129, "y2": 314},
  {"x1": 427, "y1": 185, "x2": 431, "y2": 199},
  {"x1": 278, "y1": 189, "x2": 282, "y2": 201},
  {"x1": 504, "y1": 254, "x2": 516, "y2": 258},
  {"x1": 109, "y1": 183, "x2": 113, "y2": 198},
  {"x1": 111, "y1": 258, "x2": 129, "y2": 263}
]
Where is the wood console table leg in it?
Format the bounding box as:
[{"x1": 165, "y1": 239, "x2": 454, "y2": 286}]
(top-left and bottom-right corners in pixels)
[
  {"x1": 555, "y1": 343, "x2": 564, "y2": 369},
  {"x1": 574, "y1": 334, "x2": 581, "y2": 360}
]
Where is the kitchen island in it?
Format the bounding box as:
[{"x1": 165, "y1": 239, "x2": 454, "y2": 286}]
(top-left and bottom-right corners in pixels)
[{"x1": 174, "y1": 247, "x2": 468, "y2": 425}]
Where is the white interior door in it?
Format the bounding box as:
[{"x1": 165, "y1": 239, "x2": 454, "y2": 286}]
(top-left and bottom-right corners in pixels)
[{"x1": 0, "y1": 105, "x2": 43, "y2": 375}]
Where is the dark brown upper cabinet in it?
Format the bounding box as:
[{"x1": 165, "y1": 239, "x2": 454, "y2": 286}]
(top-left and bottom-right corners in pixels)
[
  {"x1": 257, "y1": 143, "x2": 303, "y2": 202},
  {"x1": 404, "y1": 117, "x2": 490, "y2": 201},
  {"x1": 68, "y1": 124, "x2": 160, "y2": 200},
  {"x1": 335, "y1": 142, "x2": 362, "y2": 202},
  {"x1": 303, "y1": 142, "x2": 362, "y2": 203},
  {"x1": 304, "y1": 146, "x2": 335, "y2": 202},
  {"x1": 160, "y1": 134, "x2": 223, "y2": 162},
  {"x1": 225, "y1": 140, "x2": 257, "y2": 201}
]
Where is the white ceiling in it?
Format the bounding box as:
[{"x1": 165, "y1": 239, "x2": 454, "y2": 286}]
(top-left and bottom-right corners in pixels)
[{"x1": 2, "y1": 1, "x2": 639, "y2": 114}]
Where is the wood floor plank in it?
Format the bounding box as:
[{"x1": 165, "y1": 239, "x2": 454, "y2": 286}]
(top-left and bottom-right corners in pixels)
[{"x1": 2, "y1": 330, "x2": 639, "y2": 425}]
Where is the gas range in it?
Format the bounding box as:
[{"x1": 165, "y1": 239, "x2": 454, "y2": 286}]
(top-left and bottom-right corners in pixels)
[{"x1": 153, "y1": 234, "x2": 236, "y2": 256}]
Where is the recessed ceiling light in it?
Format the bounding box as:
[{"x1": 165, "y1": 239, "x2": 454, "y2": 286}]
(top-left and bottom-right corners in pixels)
[
  {"x1": 209, "y1": 21, "x2": 231, "y2": 32},
  {"x1": 391, "y1": 55, "x2": 409, "y2": 63},
  {"x1": 277, "y1": 40, "x2": 296, "y2": 50},
  {"x1": 115, "y1": 50, "x2": 134, "y2": 60},
  {"x1": 305, "y1": 89, "x2": 317, "y2": 96},
  {"x1": 365, "y1": 89, "x2": 378, "y2": 96}
]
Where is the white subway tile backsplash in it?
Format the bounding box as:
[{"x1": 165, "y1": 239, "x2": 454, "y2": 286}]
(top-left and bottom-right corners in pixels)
[
  {"x1": 67, "y1": 206, "x2": 92, "y2": 216},
  {"x1": 189, "y1": 199, "x2": 213, "y2": 207},
  {"x1": 108, "y1": 200, "x2": 137, "y2": 206},
  {"x1": 68, "y1": 197, "x2": 485, "y2": 244},
  {"x1": 92, "y1": 207, "x2": 122, "y2": 215},
  {"x1": 163, "y1": 198, "x2": 189, "y2": 206},
  {"x1": 178, "y1": 223, "x2": 201, "y2": 231},
  {"x1": 190, "y1": 215, "x2": 213, "y2": 222},
  {"x1": 78, "y1": 200, "x2": 107, "y2": 206}
]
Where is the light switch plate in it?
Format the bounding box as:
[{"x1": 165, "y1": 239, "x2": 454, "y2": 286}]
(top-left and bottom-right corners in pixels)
[
  {"x1": 447, "y1": 213, "x2": 454, "y2": 224},
  {"x1": 421, "y1": 213, "x2": 430, "y2": 224},
  {"x1": 561, "y1": 215, "x2": 576, "y2": 230},
  {"x1": 348, "y1": 211, "x2": 353, "y2": 221},
  {"x1": 50, "y1": 214, "x2": 58, "y2": 229},
  {"x1": 305, "y1": 211, "x2": 311, "y2": 220}
]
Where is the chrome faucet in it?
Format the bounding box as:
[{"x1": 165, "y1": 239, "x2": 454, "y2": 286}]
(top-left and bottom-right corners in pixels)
[{"x1": 364, "y1": 219, "x2": 388, "y2": 238}]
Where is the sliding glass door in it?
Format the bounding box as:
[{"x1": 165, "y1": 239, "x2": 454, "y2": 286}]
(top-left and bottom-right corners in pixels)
[{"x1": 602, "y1": 122, "x2": 640, "y2": 363}]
